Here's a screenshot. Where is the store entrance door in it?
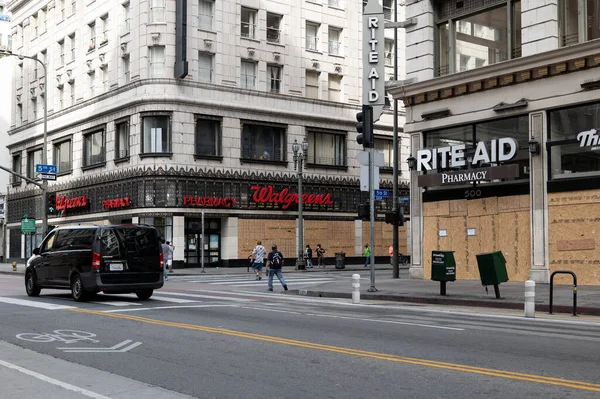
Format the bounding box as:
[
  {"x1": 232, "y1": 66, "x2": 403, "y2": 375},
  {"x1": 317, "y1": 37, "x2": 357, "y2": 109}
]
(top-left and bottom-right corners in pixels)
[{"x1": 185, "y1": 218, "x2": 221, "y2": 267}]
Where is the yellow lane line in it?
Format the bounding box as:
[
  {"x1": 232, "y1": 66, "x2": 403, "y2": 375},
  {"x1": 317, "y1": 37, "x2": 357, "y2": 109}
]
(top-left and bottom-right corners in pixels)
[{"x1": 68, "y1": 308, "x2": 600, "y2": 392}]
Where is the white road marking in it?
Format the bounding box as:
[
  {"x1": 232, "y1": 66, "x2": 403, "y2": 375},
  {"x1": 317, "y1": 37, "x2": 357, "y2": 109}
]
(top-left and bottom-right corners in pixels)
[
  {"x1": 0, "y1": 296, "x2": 75, "y2": 310},
  {"x1": 0, "y1": 359, "x2": 112, "y2": 399},
  {"x1": 149, "y1": 296, "x2": 198, "y2": 303},
  {"x1": 103, "y1": 304, "x2": 239, "y2": 313},
  {"x1": 156, "y1": 291, "x2": 251, "y2": 302},
  {"x1": 89, "y1": 301, "x2": 142, "y2": 307},
  {"x1": 206, "y1": 278, "x2": 333, "y2": 286}
]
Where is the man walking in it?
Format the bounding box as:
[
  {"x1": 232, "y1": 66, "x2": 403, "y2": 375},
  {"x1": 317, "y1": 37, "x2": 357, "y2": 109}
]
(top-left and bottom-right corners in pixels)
[
  {"x1": 252, "y1": 240, "x2": 267, "y2": 280},
  {"x1": 363, "y1": 244, "x2": 371, "y2": 268},
  {"x1": 305, "y1": 244, "x2": 313, "y2": 268},
  {"x1": 316, "y1": 244, "x2": 326, "y2": 268},
  {"x1": 166, "y1": 241, "x2": 174, "y2": 273},
  {"x1": 267, "y1": 244, "x2": 288, "y2": 292},
  {"x1": 160, "y1": 238, "x2": 171, "y2": 281}
]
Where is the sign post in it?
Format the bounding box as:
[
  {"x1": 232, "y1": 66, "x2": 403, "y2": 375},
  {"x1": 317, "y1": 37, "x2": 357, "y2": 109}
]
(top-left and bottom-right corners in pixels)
[
  {"x1": 363, "y1": 0, "x2": 384, "y2": 292},
  {"x1": 21, "y1": 214, "x2": 36, "y2": 234}
]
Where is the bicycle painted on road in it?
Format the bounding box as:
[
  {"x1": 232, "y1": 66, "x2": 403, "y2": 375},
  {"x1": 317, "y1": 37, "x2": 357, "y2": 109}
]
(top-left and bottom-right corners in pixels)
[{"x1": 16, "y1": 330, "x2": 99, "y2": 344}]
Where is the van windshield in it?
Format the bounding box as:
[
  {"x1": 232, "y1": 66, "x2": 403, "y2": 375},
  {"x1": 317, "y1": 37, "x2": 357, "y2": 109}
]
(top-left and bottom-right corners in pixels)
[{"x1": 101, "y1": 228, "x2": 159, "y2": 257}]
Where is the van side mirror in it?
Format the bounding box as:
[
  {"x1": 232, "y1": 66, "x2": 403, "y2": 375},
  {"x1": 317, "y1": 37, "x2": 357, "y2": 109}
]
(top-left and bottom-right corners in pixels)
[{"x1": 33, "y1": 248, "x2": 40, "y2": 255}]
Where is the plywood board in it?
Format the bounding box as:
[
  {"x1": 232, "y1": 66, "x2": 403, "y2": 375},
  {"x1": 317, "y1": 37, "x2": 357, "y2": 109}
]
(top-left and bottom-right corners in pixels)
[
  {"x1": 449, "y1": 216, "x2": 468, "y2": 279},
  {"x1": 422, "y1": 216, "x2": 439, "y2": 279},
  {"x1": 548, "y1": 189, "x2": 600, "y2": 206},
  {"x1": 449, "y1": 200, "x2": 467, "y2": 216},
  {"x1": 498, "y1": 195, "x2": 530, "y2": 213},
  {"x1": 423, "y1": 201, "x2": 450, "y2": 217},
  {"x1": 557, "y1": 239, "x2": 595, "y2": 251},
  {"x1": 467, "y1": 197, "x2": 498, "y2": 217}
]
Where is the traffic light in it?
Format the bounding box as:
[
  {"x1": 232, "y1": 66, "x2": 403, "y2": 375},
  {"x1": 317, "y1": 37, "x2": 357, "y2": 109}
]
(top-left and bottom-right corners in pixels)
[
  {"x1": 356, "y1": 105, "x2": 373, "y2": 149},
  {"x1": 47, "y1": 192, "x2": 56, "y2": 215},
  {"x1": 385, "y1": 207, "x2": 405, "y2": 226},
  {"x1": 358, "y1": 203, "x2": 370, "y2": 220}
]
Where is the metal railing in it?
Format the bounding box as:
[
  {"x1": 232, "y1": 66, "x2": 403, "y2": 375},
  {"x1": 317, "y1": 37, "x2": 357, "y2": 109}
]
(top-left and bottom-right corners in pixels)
[
  {"x1": 562, "y1": 33, "x2": 579, "y2": 47},
  {"x1": 549, "y1": 270, "x2": 578, "y2": 316}
]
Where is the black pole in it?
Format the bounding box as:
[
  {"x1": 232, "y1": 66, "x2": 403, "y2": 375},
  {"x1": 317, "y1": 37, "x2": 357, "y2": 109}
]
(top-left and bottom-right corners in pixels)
[
  {"x1": 493, "y1": 284, "x2": 501, "y2": 299},
  {"x1": 391, "y1": 0, "x2": 400, "y2": 279},
  {"x1": 549, "y1": 272, "x2": 554, "y2": 314},
  {"x1": 440, "y1": 281, "x2": 446, "y2": 296}
]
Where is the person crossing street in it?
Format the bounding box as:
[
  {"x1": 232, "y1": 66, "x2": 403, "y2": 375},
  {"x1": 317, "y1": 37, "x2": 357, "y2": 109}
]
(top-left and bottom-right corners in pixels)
[
  {"x1": 252, "y1": 241, "x2": 267, "y2": 280},
  {"x1": 266, "y1": 244, "x2": 288, "y2": 292}
]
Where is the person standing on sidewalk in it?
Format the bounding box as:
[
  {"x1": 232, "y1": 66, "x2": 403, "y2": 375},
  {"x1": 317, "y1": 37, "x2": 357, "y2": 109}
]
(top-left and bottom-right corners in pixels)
[
  {"x1": 166, "y1": 241, "x2": 174, "y2": 273},
  {"x1": 160, "y1": 238, "x2": 171, "y2": 281},
  {"x1": 363, "y1": 244, "x2": 371, "y2": 268},
  {"x1": 252, "y1": 241, "x2": 267, "y2": 280},
  {"x1": 316, "y1": 244, "x2": 326, "y2": 268},
  {"x1": 388, "y1": 245, "x2": 393, "y2": 265},
  {"x1": 305, "y1": 245, "x2": 313, "y2": 268},
  {"x1": 266, "y1": 244, "x2": 288, "y2": 292}
]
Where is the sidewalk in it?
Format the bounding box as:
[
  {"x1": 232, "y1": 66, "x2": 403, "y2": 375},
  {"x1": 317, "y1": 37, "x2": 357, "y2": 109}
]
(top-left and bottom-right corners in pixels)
[{"x1": 290, "y1": 274, "x2": 600, "y2": 316}]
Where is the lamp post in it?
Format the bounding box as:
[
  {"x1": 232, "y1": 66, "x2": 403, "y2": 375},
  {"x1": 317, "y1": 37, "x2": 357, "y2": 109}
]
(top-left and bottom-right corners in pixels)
[
  {"x1": 292, "y1": 138, "x2": 309, "y2": 271},
  {"x1": 1, "y1": 51, "x2": 48, "y2": 237}
]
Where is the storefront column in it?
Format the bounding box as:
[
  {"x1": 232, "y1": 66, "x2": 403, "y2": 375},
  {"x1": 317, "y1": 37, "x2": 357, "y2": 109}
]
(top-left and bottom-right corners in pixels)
[
  {"x1": 21, "y1": 233, "x2": 25, "y2": 259},
  {"x1": 409, "y1": 132, "x2": 424, "y2": 279},
  {"x1": 529, "y1": 112, "x2": 550, "y2": 283},
  {"x1": 221, "y1": 217, "x2": 238, "y2": 262},
  {"x1": 173, "y1": 216, "x2": 185, "y2": 262},
  {"x1": 354, "y1": 220, "x2": 362, "y2": 256}
]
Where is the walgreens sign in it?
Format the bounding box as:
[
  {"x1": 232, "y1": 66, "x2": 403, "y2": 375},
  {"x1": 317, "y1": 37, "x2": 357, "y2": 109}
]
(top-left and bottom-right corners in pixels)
[{"x1": 250, "y1": 185, "x2": 333, "y2": 210}]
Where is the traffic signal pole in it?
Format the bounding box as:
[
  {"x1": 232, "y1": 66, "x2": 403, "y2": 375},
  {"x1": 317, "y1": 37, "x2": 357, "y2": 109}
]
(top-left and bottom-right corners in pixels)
[
  {"x1": 368, "y1": 131, "x2": 377, "y2": 292},
  {"x1": 391, "y1": 0, "x2": 400, "y2": 279}
]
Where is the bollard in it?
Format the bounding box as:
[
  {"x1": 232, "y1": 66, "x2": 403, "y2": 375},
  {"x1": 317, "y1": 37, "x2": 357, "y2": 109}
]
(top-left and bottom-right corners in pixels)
[
  {"x1": 12, "y1": 261, "x2": 17, "y2": 272},
  {"x1": 352, "y1": 273, "x2": 360, "y2": 304},
  {"x1": 524, "y1": 280, "x2": 535, "y2": 318}
]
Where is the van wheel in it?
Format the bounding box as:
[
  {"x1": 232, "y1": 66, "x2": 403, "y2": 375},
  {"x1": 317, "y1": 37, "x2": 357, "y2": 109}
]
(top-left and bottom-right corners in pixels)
[
  {"x1": 136, "y1": 289, "x2": 154, "y2": 300},
  {"x1": 71, "y1": 274, "x2": 88, "y2": 302},
  {"x1": 25, "y1": 271, "x2": 41, "y2": 297}
]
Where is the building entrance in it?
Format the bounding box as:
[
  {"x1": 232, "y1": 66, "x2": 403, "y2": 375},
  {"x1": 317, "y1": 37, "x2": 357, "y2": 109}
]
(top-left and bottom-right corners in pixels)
[{"x1": 185, "y1": 218, "x2": 221, "y2": 267}]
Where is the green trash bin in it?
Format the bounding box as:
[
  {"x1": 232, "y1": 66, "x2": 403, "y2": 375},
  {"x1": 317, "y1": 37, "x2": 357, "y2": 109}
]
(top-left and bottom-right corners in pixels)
[
  {"x1": 475, "y1": 251, "x2": 509, "y2": 299},
  {"x1": 431, "y1": 250, "x2": 456, "y2": 295}
]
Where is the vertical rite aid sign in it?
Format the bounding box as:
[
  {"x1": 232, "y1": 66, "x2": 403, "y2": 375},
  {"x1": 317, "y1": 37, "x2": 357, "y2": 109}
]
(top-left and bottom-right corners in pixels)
[{"x1": 363, "y1": 0, "x2": 385, "y2": 123}]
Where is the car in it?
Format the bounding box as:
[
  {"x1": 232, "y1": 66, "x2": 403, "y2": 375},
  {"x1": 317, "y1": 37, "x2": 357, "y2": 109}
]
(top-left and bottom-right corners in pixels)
[{"x1": 25, "y1": 224, "x2": 164, "y2": 302}]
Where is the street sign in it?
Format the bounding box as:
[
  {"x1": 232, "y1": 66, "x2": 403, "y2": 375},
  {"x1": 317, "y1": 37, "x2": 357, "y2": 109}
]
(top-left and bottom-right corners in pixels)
[
  {"x1": 363, "y1": 0, "x2": 385, "y2": 123},
  {"x1": 374, "y1": 189, "x2": 390, "y2": 198},
  {"x1": 360, "y1": 165, "x2": 380, "y2": 191},
  {"x1": 36, "y1": 164, "x2": 57, "y2": 174},
  {"x1": 356, "y1": 151, "x2": 385, "y2": 167},
  {"x1": 37, "y1": 173, "x2": 57, "y2": 181},
  {"x1": 399, "y1": 196, "x2": 410, "y2": 205},
  {"x1": 21, "y1": 218, "x2": 36, "y2": 233}
]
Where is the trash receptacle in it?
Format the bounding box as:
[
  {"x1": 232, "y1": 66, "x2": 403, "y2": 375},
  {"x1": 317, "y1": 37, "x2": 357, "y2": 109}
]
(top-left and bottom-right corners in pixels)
[
  {"x1": 475, "y1": 251, "x2": 509, "y2": 299},
  {"x1": 335, "y1": 252, "x2": 346, "y2": 269},
  {"x1": 431, "y1": 250, "x2": 456, "y2": 295}
]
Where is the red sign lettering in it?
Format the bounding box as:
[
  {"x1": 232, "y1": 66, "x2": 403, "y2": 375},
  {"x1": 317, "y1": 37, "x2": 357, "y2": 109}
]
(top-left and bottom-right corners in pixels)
[
  {"x1": 183, "y1": 196, "x2": 237, "y2": 207},
  {"x1": 250, "y1": 185, "x2": 334, "y2": 210},
  {"x1": 56, "y1": 195, "x2": 88, "y2": 212},
  {"x1": 102, "y1": 197, "x2": 131, "y2": 210}
]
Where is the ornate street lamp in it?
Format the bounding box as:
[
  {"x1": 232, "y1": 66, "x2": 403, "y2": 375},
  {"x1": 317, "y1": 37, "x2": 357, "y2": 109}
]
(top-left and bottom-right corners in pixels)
[{"x1": 292, "y1": 138, "x2": 309, "y2": 270}]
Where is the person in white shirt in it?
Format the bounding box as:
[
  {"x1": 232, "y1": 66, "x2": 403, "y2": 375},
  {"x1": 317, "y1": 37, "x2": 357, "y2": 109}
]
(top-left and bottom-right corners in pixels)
[{"x1": 252, "y1": 240, "x2": 267, "y2": 280}]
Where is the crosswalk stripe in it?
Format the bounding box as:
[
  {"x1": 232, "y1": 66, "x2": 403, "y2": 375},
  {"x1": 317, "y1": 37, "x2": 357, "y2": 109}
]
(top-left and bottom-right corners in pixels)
[
  {"x1": 0, "y1": 296, "x2": 75, "y2": 310},
  {"x1": 89, "y1": 301, "x2": 142, "y2": 307},
  {"x1": 206, "y1": 278, "x2": 333, "y2": 286},
  {"x1": 149, "y1": 296, "x2": 198, "y2": 303}
]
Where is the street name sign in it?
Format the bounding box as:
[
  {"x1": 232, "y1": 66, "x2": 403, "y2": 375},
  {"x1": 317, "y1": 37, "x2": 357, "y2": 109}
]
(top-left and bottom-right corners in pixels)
[
  {"x1": 374, "y1": 189, "x2": 390, "y2": 198},
  {"x1": 37, "y1": 173, "x2": 57, "y2": 181},
  {"x1": 21, "y1": 217, "x2": 36, "y2": 233},
  {"x1": 35, "y1": 164, "x2": 57, "y2": 174}
]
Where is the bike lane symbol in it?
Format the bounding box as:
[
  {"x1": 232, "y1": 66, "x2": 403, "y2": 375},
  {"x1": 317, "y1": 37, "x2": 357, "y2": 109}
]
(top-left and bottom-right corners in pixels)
[{"x1": 16, "y1": 330, "x2": 141, "y2": 353}]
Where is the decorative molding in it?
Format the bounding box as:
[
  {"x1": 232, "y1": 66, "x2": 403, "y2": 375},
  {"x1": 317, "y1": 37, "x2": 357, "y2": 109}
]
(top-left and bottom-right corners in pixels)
[
  {"x1": 334, "y1": 63, "x2": 342, "y2": 73},
  {"x1": 99, "y1": 53, "x2": 106, "y2": 68},
  {"x1": 204, "y1": 39, "x2": 212, "y2": 47},
  {"x1": 312, "y1": 59, "x2": 319, "y2": 69},
  {"x1": 151, "y1": 32, "x2": 160, "y2": 42},
  {"x1": 273, "y1": 52, "x2": 280, "y2": 60},
  {"x1": 247, "y1": 47, "x2": 255, "y2": 56},
  {"x1": 120, "y1": 42, "x2": 128, "y2": 53},
  {"x1": 47, "y1": 0, "x2": 56, "y2": 10}
]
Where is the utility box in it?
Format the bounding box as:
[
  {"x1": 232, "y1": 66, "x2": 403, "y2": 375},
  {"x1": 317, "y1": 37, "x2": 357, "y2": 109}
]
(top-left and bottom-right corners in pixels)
[
  {"x1": 431, "y1": 250, "x2": 456, "y2": 295},
  {"x1": 431, "y1": 251, "x2": 456, "y2": 282},
  {"x1": 475, "y1": 251, "x2": 509, "y2": 286},
  {"x1": 335, "y1": 252, "x2": 346, "y2": 269}
]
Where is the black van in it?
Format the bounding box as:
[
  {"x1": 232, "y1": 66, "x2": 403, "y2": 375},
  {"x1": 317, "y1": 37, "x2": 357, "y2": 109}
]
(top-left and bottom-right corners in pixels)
[{"x1": 25, "y1": 224, "x2": 164, "y2": 302}]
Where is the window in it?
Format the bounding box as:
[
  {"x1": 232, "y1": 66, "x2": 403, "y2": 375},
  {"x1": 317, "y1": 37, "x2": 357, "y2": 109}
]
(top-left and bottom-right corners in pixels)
[
  {"x1": 58, "y1": 86, "x2": 64, "y2": 110},
  {"x1": 195, "y1": 117, "x2": 221, "y2": 156},
  {"x1": 115, "y1": 120, "x2": 130, "y2": 159},
  {"x1": 18, "y1": 64, "x2": 23, "y2": 87},
  {"x1": 32, "y1": 98, "x2": 37, "y2": 120},
  {"x1": 241, "y1": 123, "x2": 285, "y2": 162},
  {"x1": 54, "y1": 229, "x2": 94, "y2": 251},
  {"x1": 11, "y1": 154, "x2": 22, "y2": 184},
  {"x1": 306, "y1": 22, "x2": 319, "y2": 51},
  {"x1": 27, "y1": 148, "x2": 42, "y2": 179},
  {"x1": 41, "y1": 8, "x2": 47, "y2": 33},
  {"x1": 17, "y1": 104, "x2": 23, "y2": 124},
  {"x1": 39, "y1": 50, "x2": 46, "y2": 79},
  {"x1": 89, "y1": 71, "x2": 96, "y2": 97},
  {"x1": 69, "y1": 81, "x2": 75, "y2": 105},
  {"x1": 123, "y1": 2, "x2": 131, "y2": 33},
  {"x1": 58, "y1": 40, "x2": 65, "y2": 66},
  {"x1": 100, "y1": 14, "x2": 108, "y2": 45},
  {"x1": 267, "y1": 13, "x2": 282, "y2": 43},
  {"x1": 71, "y1": 0, "x2": 76, "y2": 15},
  {"x1": 307, "y1": 131, "x2": 346, "y2": 166},
  {"x1": 374, "y1": 139, "x2": 394, "y2": 168},
  {"x1": 54, "y1": 140, "x2": 72, "y2": 173},
  {"x1": 384, "y1": 39, "x2": 393, "y2": 66},
  {"x1": 123, "y1": 54, "x2": 130, "y2": 83},
  {"x1": 83, "y1": 129, "x2": 105, "y2": 167},
  {"x1": 149, "y1": 46, "x2": 165, "y2": 77},
  {"x1": 305, "y1": 70, "x2": 319, "y2": 99},
  {"x1": 139, "y1": 217, "x2": 172, "y2": 243},
  {"x1": 240, "y1": 60, "x2": 256, "y2": 89},
  {"x1": 142, "y1": 115, "x2": 171, "y2": 153},
  {"x1": 198, "y1": 52, "x2": 213, "y2": 83},
  {"x1": 60, "y1": 0, "x2": 65, "y2": 21},
  {"x1": 69, "y1": 33, "x2": 76, "y2": 61},
  {"x1": 328, "y1": 27, "x2": 341, "y2": 55},
  {"x1": 33, "y1": 14, "x2": 38, "y2": 38},
  {"x1": 102, "y1": 68, "x2": 108, "y2": 92},
  {"x1": 7, "y1": 34, "x2": 12, "y2": 51},
  {"x1": 88, "y1": 22, "x2": 96, "y2": 50},
  {"x1": 268, "y1": 65, "x2": 281, "y2": 93},
  {"x1": 328, "y1": 74, "x2": 342, "y2": 102},
  {"x1": 329, "y1": 0, "x2": 341, "y2": 8},
  {"x1": 383, "y1": 0, "x2": 392, "y2": 20},
  {"x1": 241, "y1": 7, "x2": 257, "y2": 39},
  {"x1": 150, "y1": 0, "x2": 165, "y2": 23},
  {"x1": 199, "y1": 0, "x2": 213, "y2": 30}
]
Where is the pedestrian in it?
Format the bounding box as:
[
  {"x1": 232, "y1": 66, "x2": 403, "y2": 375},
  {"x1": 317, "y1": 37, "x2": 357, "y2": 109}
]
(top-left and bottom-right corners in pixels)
[
  {"x1": 267, "y1": 244, "x2": 288, "y2": 292},
  {"x1": 316, "y1": 244, "x2": 326, "y2": 268},
  {"x1": 251, "y1": 240, "x2": 267, "y2": 280},
  {"x1": 166, "y1": 241, "x2": 174, "y2": 273},
  {"x1": 389, "y1": 245, "x2": 393, "y2": 265},
  {"x1": 305, "y1": 244, "x2": 313, "y2": 268},
  {"x1": 160, "y1": 238, "x2": 171, "y2": 280},
  {"x1": 363, "y1": 244, "x2": 371, "y2": 267}
]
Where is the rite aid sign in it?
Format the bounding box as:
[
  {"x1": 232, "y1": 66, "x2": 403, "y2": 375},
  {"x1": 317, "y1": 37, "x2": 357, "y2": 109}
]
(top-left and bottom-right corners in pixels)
[{"x1": 363, "y1": 0, "x2": 385, "y2": 122}]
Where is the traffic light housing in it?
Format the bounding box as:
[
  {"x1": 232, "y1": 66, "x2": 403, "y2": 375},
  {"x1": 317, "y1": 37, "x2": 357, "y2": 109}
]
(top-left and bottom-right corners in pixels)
[
  {"x1": 358, "y1": 203, "x2": 370, "y2": 220},
  {"x1": 356, "y1": 105, "x2": 373, "y2": 149},
  {"x1": 385, "y1": 207, "x2": 405, "y2": 226},
  {"x1": 47, "y1": 192, "x2": 56, "y2": 215}
]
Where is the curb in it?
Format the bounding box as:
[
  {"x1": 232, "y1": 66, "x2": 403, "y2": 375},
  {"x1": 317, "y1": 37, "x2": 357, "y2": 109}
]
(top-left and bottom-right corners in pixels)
[{"x1": 290, "y1": 290, "x2": 600, "y2": 317}]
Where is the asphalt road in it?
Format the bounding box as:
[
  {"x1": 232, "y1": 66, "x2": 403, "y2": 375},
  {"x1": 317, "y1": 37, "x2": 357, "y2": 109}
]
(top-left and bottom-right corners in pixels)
[{"x1": 1, "y1": 273, "x2": 600, "y2": 399}]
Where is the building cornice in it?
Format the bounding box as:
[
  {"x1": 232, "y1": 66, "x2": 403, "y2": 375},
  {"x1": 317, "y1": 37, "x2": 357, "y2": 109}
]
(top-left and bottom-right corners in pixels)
[{"x1": 388, "y1": 39, "x2": 600, "y2": 106}]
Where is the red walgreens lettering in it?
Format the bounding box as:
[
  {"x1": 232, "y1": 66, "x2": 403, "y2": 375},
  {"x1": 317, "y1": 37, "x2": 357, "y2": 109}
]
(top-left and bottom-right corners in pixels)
[
  {"x1": 102, "y1": 197, "x2": 131, "y2": 209},
  {"x1": 56, "y1": 195, "x2": 88, "y2": 211},
  {"x1": 250, "y1": 185, "x2": 333, "y2": 210},
  {"x1": 183, "y1": 196, "x2": 236, "y2": 207}
]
